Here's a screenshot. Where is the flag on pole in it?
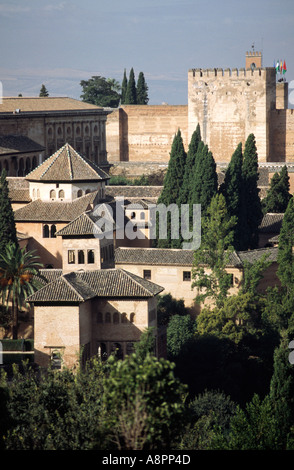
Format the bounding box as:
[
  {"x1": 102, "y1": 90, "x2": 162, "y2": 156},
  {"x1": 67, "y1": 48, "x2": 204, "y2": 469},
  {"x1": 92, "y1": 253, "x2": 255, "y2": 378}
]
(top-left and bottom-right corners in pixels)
[
  {"x1": 276, "y1": 60, "x2": 280, "y2": 73},
  {"x1": 283, "y1": 60, "x2": 287, "y2": 74},
  {"x1": 280, "y1": 60, "x2": 283, "y2": 74}
]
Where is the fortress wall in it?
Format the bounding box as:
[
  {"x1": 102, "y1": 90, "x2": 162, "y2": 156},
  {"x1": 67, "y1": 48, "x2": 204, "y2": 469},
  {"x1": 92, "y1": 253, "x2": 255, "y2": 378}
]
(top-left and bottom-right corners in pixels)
[
  {"x1": 106, "y1": 105, "x2": 188, "y2": 163},
  {"x1": 188, "y1": 67, "x2": 276, "y2": 163},
  {"x1": 270, "y1": 109, "x2": 294, "y2": 163}
]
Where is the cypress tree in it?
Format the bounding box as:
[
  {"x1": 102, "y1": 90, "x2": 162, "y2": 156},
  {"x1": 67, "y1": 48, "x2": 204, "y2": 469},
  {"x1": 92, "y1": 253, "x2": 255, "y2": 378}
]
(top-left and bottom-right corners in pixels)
[
  {"x1": 156, "y1": 130, "x2": 187, "y2": 248},
  {"x1": 277, "y1": 196, "x2": 294, "y2": 290},
  {"x1": 121, "y1": 69, "x2": 128, "y2": 105},
  {"x1": 125, "y1": 68, "x2": 137, "y2": 104},
  {"x1": 158, "y1": 129, "x2": 187, "y2": 207},
  {"x1": 221, "y1": 143, "x2": 244, "y2": 249},
  {"x1": 0, "y1": 169, "x2": 18, "y2": 254},
  {"x1": 263, "y1": 165, "x2": 291, "y2": 214},
  {"x1": 179, "y1": 124, "x2": 201, "y2": 205},
  {"x1": 198, "y1": 146, "x2": 218, "y2": 212},
  {"x1": 241, "y1": 133, "x2": 263, "y2": 250},
  {"x1": 136, "y1": 72, "x2": 149, "y2": 105},
  {"x1": 189, "y1": 142, "x2": 218, "y2": 214}
]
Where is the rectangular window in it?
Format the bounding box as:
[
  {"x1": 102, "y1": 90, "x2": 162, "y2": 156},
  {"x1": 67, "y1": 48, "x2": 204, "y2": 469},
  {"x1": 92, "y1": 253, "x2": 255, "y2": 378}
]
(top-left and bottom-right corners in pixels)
[
  {"x1": 68, "y1": 250, "x2": 75, "y2": 264},
  {"x1": 183, "y1": 271, "x2": 191, "y2": 281},
  {"x1": 143, "y1": 270, "x2": 151, "y2": 280}
]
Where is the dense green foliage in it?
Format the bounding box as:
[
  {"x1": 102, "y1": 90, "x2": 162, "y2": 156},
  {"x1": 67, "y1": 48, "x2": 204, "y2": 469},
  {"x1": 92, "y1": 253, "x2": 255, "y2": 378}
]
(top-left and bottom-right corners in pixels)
[
  {"x1": 80, "y1": 76, "x2": 121, "y2": 108},
  {"x1": 241, "y1": 133, "x2": 263, "y2": 250},
  {"x1": 0, "y1": 344, "x2": 187, "y2": 450},
  {"x1": 262, "y1": 165, "x2": 291, "y2": 214},
  {"x1": 0, "y1": 170, "x2": 18, "y2": 254},
  {"x1": 192, "y1": 193, "x2": 237, "y2": 308}
]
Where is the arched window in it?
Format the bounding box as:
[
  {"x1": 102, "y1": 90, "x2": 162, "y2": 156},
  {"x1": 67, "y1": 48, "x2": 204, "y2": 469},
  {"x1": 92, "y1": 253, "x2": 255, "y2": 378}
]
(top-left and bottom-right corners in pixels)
[
  {"x1": 50, "y1": 189, "x2": 56, "y2": 199},
  {"x1": 87, "y1": 250, "x2": 95, "y2": 264},
  {"x1": 78, "y1": 250, "x2": 85, "y2": 264},
  {"x1": 105, "y1": 312, "x2": 111, "y2": 323},
  {"x1": 130, "y1": 312, "x2": 135, "y2": 323},
  {"x1": 25, "y1": 158, "x2": 31, "y2": 175},
  {"x1": 68, "y1": 250, "x2": 75, "y2": 264},
  {"x1": 140, "y1": 211, "x2": 145, "y2": 220},
  {"x1": 98, "y1": 342, "x2": 107, "y2": 360},
  {"x1": 32, "y1": 156, "x2": 37, "y2": 170},
  {"x1": 97, "y1": 312, "x2": 103, "y2": 323},
  {"x1": 113, "y1": 312, "x2": 119, "y2": 324},
  {"x1": 58, "y1": 189, "x2": 65, "y2": 199},
  {"x1": 77, "y1": 189, "x2": 83, "y2": 198},
  {"x1": 43, "y1": 224, "x2": 49, "y2": 238},
  {"x1": 130, "y1": 211, "x2": 136, "y2": 219},
  {"x1": 32, "y1": 188, "x2": 36, "y2": 198},
  {"x1": 121, "y1": 312, "x2": 127, "y2": 323},
  {"x1": 18, "y1": 158, "x2": 24, "y2": 176},
  {"x1": 112, "y1": 342, "x2": 123, "y2": 359},
  {"x1": 50, "y1": 224, "x2": 56, "y2": 238}
]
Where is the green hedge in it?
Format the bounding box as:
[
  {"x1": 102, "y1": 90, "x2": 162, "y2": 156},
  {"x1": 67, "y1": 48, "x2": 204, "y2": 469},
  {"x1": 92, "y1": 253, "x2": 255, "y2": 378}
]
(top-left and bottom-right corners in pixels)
[
  {"x1": 0, "y1": 339, "x2": 34, "y2": 351},
  {"x1": 1, "y1": 353, "x2": 34, "y2": 365}
]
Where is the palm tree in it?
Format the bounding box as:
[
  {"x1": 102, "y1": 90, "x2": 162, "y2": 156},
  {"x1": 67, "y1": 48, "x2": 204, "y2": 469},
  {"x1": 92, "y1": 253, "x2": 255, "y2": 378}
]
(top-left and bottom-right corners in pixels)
[{"x1": 0, "y1": 243, "x2": 44, "y2": 339}]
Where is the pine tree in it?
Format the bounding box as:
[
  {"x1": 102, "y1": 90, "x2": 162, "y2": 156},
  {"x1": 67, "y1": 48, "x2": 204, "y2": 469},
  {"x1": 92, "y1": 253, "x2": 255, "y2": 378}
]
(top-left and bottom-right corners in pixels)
[
  {"x1": 221, "y1": 143, "x2": 244, "y2": 249},
  {"x1": 263, "y1": 165, "x2": 291, "y2": 214},
  {"x1": 0, "y1": 170, "x2": 18, "y2": 255},
  {"x1": 136, "y1": 72, "x2": 149, "y2": 105},
  {"x1": 277, "y1": 196, "x2": 294, "y2": 290},
  {"x1": 125, "y1": 68, "x2": 137, "y2": 104},
  {"x1": 39, "y1": 84, "x2": 49, "y2": 97},
  {"x1": 240, "y1": 133, "x2": 263, "y2": 250},
  {"x1": 121, "y1": 69, "x2": 128, "y2": 105}
]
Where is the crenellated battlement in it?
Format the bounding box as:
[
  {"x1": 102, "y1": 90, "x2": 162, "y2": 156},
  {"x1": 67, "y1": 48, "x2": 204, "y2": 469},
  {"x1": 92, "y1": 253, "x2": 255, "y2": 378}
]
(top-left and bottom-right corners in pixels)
[{"x1": 188, "y1": 67, "x2": 272, "y2": 79}]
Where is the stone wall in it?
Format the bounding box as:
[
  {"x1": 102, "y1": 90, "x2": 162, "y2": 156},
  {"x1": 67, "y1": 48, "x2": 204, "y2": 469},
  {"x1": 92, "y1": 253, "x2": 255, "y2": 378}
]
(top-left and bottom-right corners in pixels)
[
  {"x1": 106, "y1": 105, "x2": 188, "y2": 163},
  {"x1": 270, "y1": 108, "x2": 294, "y2": 162}
]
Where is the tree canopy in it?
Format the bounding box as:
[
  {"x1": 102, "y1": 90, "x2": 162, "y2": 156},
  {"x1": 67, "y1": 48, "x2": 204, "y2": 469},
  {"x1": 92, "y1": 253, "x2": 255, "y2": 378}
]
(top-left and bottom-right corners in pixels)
[{"x1": 80, "y1": 76, "x2": 121, "y2": 108}]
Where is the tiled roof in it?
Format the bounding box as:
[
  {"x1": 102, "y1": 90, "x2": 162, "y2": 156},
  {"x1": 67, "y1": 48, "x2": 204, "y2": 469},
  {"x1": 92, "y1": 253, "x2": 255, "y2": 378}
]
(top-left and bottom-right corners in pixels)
[
  {"x1": 56, "y1": 211, "x2": 105, "y2": 237},
  {"x1": 55, "y1": 200, "x2": 128, "y2": 236},
  {"x1": 26, "y1": 143, "x2": 109, "y2": 182},
  {"x1": 9, "y1": 188, "x2": 31, "y2": 202},
  {"x1": 28, "y1": 268, "x2": 164, "y2": 303},
  {"x1": 259, "y1": 213, "x2": 284, "y2": 233},
  {"x1": 115, "y1": 247, "x2": 243, "y2": 268},
  {"x1": 105, "y1": 186, "x2": 163, "y2": 199},
  {"x1": 14, "y1": 190, "x2": 100, "y2": 222},
  {"x1": 0, "y1": 97, "x2": 103, "y2": 113},
  {"x1": 0, "y1": 135, "x2": 45, "y2": 155},
  {"x1": 237, "y1": 247, "x2": 278, "y2": 264}
]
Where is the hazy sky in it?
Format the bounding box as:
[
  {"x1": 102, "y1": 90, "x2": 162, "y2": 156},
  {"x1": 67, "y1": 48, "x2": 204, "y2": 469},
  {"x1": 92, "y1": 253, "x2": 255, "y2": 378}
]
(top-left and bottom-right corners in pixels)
[{"x1": 0, "y1": 0, "x2": 293, "y2": 104}]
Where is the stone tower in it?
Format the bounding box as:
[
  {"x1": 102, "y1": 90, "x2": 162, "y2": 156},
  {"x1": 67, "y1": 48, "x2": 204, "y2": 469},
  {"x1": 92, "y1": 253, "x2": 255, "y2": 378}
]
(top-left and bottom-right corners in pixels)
[
  {"x1": 188, "y1": 51, "x2": 276, "y2": 163},
  {"x1": 245, "y1": 50, "x2": 262, "y2": 70}
]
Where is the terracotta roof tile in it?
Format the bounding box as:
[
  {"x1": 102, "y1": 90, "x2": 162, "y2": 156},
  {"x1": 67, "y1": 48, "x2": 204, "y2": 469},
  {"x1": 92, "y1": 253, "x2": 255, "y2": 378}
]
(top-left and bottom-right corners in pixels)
[
  {"x1": 0, "y1": 97, "x2": 103, "y2": 113},
  {"x1": 0, "y1": 135, "x2": 45, "y2": 155},
  {"x1": 259, "y1": 213, "x2": 284, "y2": 233},
  {"x1": 26, "y1": 143, "x2": 109, "y2": 182},
  {"x1": 14, "y1": 190, "x2": 100, "y2": 222},
  {"x1": 28, "y1": 268, "x2": 164, "y2": 303}
]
